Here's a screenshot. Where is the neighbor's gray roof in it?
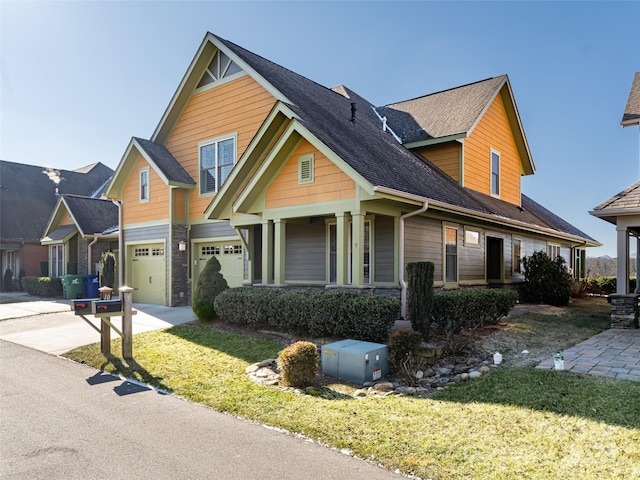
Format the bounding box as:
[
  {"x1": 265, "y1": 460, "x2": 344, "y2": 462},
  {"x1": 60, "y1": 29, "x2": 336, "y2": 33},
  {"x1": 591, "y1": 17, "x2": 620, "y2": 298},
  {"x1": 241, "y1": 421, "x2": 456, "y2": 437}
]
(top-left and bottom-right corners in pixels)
[
  {"x1": 133, "y1": 137, "x2": 194, "y2": 186},
  {"x1": 377, "y1": 76, "x2": 506, "y2": 144},
  {"x1": 590, "y1": 181, "x2": 640, "y2": 225},
  {"x1": 214, "y1": 34, "x2": 595, "y2": 244},
  {"x1": 622, "y1": 72, "x2": 640, "y2": 126},
  {"x1": 62, "y1": 195, "x2": 119, "y2": 236},
  {"x1": 42, "y1": 224, "x2": 77, "y2": 242},
  {"x1": 0, "y1": 160, "x2": 113, "y2": 242}
]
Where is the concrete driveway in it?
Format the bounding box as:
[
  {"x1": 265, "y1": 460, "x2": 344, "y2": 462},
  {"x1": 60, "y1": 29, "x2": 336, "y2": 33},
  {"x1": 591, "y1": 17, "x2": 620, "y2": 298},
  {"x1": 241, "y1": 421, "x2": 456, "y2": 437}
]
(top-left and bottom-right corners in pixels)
[{"x1": 0, "y1": 292, "x2": 197, "y2": 355}]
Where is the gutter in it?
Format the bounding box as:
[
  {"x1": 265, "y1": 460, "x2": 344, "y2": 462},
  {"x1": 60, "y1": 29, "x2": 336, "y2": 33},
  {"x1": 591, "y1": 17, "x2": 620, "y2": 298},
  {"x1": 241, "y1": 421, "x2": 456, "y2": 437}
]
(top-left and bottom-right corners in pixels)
[
  {"x1": 112, "y1": 200, "x2": 124, "y2": 290},
  {"x1": 88, "y1": 235, "x2": 100, "y2": 275},
  {"x1": 373, "y1": 186, "x2": 430, "y2": 319}
]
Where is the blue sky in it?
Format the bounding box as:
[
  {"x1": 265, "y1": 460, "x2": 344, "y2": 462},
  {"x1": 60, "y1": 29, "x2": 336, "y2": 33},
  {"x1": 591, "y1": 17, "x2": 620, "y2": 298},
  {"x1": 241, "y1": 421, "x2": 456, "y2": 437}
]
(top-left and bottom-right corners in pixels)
[{"x1": 1, "y1": 1, "x2": 638, "y2": 258}]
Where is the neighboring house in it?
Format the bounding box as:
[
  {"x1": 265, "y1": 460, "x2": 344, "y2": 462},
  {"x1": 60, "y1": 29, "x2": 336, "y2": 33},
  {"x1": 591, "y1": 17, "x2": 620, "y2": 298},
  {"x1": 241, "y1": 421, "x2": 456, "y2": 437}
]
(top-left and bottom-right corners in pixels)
[
  {"x1": 0, "y1": 160, "x2": 113, "y2": 288},
  {"x1": 106, "y1": 32, "x2": 599, "y2": 312},
  {"x1": 591, "y1": 72, "x2": 640, "y2": 300},
  {"x1": 41, "y1": 194, "x2": 119, "y2": 280}
]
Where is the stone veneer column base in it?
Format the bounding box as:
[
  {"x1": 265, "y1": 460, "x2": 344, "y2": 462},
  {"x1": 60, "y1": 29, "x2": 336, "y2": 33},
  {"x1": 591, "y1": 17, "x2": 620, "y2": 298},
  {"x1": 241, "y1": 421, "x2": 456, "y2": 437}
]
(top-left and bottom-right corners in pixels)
[{"x1": 608, "y1": 294, "x2": 639, "y2": 329}]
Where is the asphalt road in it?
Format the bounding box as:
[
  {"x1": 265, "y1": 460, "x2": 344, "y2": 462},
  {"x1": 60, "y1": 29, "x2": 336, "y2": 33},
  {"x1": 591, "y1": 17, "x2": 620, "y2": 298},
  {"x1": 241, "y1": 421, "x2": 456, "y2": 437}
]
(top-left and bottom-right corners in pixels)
[{"x1": 0, "y1": 340, "x2": 403, "y2": 480}]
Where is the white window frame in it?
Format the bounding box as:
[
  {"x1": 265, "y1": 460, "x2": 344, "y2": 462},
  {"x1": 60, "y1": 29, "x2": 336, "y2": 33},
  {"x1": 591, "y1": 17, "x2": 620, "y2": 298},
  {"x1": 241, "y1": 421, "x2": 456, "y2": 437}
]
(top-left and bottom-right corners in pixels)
[
  {"x1": 512, "y1": 237, "x2": 522, "y2": 275},
  {"x1": 490, "y1": 148, "x2": 500, "y2": 197},
  {"x1": 139, "y1": 167, "x2": 149, "y2": 202},
  {"x1": 464, "y1": 226, "x2": 481, "y2": 247},
  {"x1": 547, "y1": 243, "x2": 561, "y2": 260},
  {"x1": 444, "y1": 224, "x2": 459, "y2": 284},
  {"x1": 198, "y1": 133, "x2": 237, "y2": 195},
  {"x1": 298, "y1": 154, "x2": 314, "y2": 184},
  {"x1": 50, "y1": 244, "x2": 65, "y2": 278}
]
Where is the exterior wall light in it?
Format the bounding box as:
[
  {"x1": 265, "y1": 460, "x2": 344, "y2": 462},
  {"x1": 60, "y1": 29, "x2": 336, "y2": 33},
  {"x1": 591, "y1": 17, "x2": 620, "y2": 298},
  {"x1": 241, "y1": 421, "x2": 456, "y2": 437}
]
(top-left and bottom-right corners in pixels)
[{"x1": 178, "y1": 240, "x2": 187, "y2": 251}]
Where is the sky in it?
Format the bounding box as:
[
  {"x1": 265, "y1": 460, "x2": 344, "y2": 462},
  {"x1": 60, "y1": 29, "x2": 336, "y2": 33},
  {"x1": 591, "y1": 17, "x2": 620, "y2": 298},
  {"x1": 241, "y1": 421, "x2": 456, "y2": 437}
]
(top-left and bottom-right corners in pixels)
[{"x1": 1, "y1": 0, "x2": 638, "y2": 258}]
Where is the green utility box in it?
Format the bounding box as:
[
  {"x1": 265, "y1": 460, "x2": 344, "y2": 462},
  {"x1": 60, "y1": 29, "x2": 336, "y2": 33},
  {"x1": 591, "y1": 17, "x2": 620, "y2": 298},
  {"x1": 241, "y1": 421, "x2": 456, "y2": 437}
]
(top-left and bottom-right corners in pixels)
[
  {"x1": 61, "y1": 275, "x2": 85, "y2": 300},
  {"x1": 321, "y1": 339, "x2": 390, "y2": 385}
]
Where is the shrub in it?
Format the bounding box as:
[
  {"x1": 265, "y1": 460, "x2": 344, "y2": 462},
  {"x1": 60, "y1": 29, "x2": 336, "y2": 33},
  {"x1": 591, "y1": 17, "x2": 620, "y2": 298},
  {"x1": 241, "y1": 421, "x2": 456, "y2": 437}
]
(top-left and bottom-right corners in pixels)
[
  {"x1": 99, "y1": 251, "x2": 117, "y2": 288},
  {"x1": 192, "y1": 256, "x2": 229, "y2": 321},
  {"x1": 406, "y1": 262, "x2": 435, "y2": 341},
  {"x1": 214, "y1": 288, "x2": 400, "y2": 342},
  {"x1": 277, "y1": 341, "x2": 319, "y2": 388},
  {"x1": 3, "y1": 268, "x2": 13, "y2": 292},
  {"x1": 521, "y1": 250, "x2": 571, "y2": 306},
  {"x1": 21, "y1": 277, "x2": 63, "y2": 297},
  {"x1": 432, "y1": 288, "x2": 518, "y2": 334}
]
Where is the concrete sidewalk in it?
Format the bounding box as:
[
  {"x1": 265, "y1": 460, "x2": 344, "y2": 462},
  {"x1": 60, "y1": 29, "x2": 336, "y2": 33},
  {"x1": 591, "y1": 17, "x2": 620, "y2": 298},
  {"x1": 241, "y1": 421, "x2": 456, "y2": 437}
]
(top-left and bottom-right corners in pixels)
[{"x1": 0, "y1": 292, "x2": 197, "y2": 355}]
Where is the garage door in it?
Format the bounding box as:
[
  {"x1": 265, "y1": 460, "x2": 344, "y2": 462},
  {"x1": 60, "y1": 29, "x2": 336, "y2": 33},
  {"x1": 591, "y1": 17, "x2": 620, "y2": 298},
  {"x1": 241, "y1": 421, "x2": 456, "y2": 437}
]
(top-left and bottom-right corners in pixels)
[
  {"x1": 130, "y1": 244, "x2": 166, "y2": 304},
  {"x1": 195, "y1": 242, "x2": 244, "y2": 289}
]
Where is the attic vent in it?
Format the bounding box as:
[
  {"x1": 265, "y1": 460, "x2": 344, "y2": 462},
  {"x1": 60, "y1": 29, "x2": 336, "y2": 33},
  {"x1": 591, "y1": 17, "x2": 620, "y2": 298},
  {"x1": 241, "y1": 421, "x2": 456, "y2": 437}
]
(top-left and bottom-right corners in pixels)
[
  {"x1": 197, "y1": 50, "x2": 243, "y2": 89},
  {"x1": 298, "y1": 154, "x2": 314, "y2": 184}
]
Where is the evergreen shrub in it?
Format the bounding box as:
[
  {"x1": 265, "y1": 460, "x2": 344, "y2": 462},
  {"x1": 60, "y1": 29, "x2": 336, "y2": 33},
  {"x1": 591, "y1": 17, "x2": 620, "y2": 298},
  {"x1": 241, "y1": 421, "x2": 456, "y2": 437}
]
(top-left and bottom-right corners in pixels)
[
  {"x1": 3, "y1": 269, "x2": 13, "y2": 292},
  {"x1": 521, "y1": 250, "x2": 572, "y2": 306},
  {"x1": 277, "y1": 341, "x2": 319, "y2": 388},
  {"x1": 406, "y1": 261, "x2": 435, "y2": 341},
  {"x1": 214, "y1": 288, "x2": 400, "y2": 342},
  {"x1": 99, "y1": 252, "x2": 117, "y2": 289},
  {"x1": 431, "y1": 288, "x2": 518, "y2": 334},
  {"x1": 21, "y1": 277, "x2": 63, "y2": 297},
  {"x1": 192, "y1": 256, "x2": 229, "y2": 321}
]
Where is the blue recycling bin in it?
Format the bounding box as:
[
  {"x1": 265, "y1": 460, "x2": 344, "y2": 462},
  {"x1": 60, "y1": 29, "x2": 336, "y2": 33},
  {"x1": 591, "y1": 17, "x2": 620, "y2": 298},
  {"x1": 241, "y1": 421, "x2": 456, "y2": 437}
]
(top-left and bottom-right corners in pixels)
[{"x1": 84, "y1": 274, "x2": 100, "y2": 298}]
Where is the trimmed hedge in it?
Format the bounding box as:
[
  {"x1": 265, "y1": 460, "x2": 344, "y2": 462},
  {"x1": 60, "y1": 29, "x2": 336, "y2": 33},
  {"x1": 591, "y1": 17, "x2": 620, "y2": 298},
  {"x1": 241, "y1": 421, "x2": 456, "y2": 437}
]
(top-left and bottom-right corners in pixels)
[
  {"x1": 431, "y1": 288, "x2": 518, "y2": 334},
  {"x1": 21, "y1": 277, "x2": 63, "y2": 297},
  {"x1": 214, "y1": 287, "x2": 400, "y2": 342}
]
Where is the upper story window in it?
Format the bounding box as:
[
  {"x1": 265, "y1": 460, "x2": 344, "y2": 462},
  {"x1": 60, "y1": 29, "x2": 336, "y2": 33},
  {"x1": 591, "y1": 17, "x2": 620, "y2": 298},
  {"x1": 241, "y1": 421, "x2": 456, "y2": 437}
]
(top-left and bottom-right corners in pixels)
[
  {"x1": 491, "y1": 149, "x2": 500, "y2": 197},
  {"x1": 139, "y1": 168, "x2": 149, "y2": 202},
  {"x1": 196, "y1": 50, "x2": 243, "y2": 90},
  {"x1": 199, "y1": 134, "x2": 237, "y2": 195}
]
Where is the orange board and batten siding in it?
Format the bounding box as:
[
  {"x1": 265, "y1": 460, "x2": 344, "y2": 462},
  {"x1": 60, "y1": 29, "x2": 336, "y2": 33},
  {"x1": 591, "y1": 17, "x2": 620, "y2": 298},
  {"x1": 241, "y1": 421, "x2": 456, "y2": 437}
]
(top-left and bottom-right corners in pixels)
[
  {"x1": 463, "y1": 94, "x2": 521, "y2": 206},
  {"x1": 122, "y1": 155, "x2": 169, "y2": 225},
  {"x1": 60, "y1": 211, "x2": 74, "y2": 226},
  {"x1": 265, "y1": 140, "x2": 355, "y2": 209},
  {"x1": 415, "y1": 143, "x2": 461, "y2": 182},
  {"x1": 164, "y1": 75, "x2": 276, "y2": 217}
]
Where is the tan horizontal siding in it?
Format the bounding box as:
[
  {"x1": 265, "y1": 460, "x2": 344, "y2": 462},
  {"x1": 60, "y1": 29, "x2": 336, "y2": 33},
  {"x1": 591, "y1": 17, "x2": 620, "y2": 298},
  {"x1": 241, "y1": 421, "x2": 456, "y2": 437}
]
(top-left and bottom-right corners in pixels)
[
  {"x1": 164, "y1": 75, "x2": 276, "y2": 219},
  {"x1": 416, "y1": 143, "x2": 460, "y2": 182},
  {"x1": 266, "y1": 140, "x2": 355, "y2": 209},
  {"x1": 404, "y1": 216, "x2": 443, "y2": 282},
  {"x1": 122, "y1": 155, "x2": 169, "y2": 225},
  {"x1": 464, "y1": 94, "x2": 521, "y2": 206}
]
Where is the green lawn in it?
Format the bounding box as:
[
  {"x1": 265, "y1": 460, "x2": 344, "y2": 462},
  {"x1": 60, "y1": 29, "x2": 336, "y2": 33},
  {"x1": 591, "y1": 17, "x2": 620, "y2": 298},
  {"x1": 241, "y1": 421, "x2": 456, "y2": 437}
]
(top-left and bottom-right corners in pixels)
[{"x1": 65, "y1": 301, "x2": 640, "y2": 480}]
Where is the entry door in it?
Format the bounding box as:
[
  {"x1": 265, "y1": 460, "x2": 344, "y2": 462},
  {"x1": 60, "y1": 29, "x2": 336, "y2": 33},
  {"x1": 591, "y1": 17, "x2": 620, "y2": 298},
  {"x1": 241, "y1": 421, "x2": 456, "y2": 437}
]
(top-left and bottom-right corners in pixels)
[
  {"x1": 486, "y1": 237, "x2": 504, "y2": 282},
  {"x1": 130, "y1": 244, "x2": 166, "y2": 304}
]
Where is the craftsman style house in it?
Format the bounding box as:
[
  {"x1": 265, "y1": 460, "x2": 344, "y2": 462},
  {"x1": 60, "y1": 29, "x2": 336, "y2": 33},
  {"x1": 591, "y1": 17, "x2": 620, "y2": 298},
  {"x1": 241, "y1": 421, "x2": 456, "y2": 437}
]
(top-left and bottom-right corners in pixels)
[
  {"x1": 42, "y1": 195, "x2": 119, "y2": 278},
  {"x1": 0, "y1": 160, "x2": 112, "y2": 289},
  {"x1": 105, "y1": 32, "x2": 599, "y2": 311}
]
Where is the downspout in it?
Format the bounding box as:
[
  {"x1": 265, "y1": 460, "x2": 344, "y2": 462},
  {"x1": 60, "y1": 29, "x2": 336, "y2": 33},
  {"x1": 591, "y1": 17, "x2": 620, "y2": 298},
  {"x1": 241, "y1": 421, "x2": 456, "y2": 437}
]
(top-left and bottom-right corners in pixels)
[
  {"x1": 112, "y1": 200, "x2": 123, "y2": 291},
  {"x1": 88, "y1": 235, "x2": 99, "y2": 275},
  {"x1": 399, "y1": 202, "x2": 429, "y2": 318}
]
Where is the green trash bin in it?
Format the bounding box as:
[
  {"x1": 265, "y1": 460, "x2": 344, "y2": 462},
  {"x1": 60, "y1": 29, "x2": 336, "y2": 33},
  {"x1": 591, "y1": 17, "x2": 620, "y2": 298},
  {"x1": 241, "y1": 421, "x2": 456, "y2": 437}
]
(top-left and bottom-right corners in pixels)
[{"x1": 61, "y1": 275, "x2": 86, "y2": 300}]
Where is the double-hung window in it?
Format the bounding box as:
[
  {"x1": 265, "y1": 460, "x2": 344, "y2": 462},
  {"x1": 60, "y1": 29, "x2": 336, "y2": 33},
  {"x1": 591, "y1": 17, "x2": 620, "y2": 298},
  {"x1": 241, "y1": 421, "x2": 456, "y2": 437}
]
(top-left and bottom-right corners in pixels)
[
  {"x1": 491, "y1": 149, "x2": 500, "y2": 197},
  {"x1": 445, "y1": 226, "x2": 458, "y2": 283},
  {"x1": 139, "y1": 168, "x2": 149, "y2": 202},
  {"x1": 199, "y1": 134, "x2": 236, "y2": 195},
  {"x1": 512, "y1": 238, "x2": 522, "y2": 274}
]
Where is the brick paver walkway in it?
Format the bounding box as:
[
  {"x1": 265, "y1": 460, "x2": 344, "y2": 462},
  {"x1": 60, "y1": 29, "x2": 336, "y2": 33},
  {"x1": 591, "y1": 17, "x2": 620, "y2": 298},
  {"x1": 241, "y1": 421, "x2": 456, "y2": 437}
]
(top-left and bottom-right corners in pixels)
[{"x1": 537, "y1": 328, "x2": 640, "y2": 381}]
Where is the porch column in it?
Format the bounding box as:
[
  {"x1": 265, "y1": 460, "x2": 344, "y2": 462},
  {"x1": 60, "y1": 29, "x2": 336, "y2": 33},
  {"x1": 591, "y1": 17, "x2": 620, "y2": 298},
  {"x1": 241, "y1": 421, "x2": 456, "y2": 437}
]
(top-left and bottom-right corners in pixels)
[
  {"x1": 274, "y1": 219, "x2": 286, "y2": 285},
  {"x1": 246, "y1": 227, "x2": 255, "y2": 285},
  {"x1": 616, "y1": 225, "x2": 629, "y2": 294},
  {"x1": 635, "y1": 236, "x2": 640, "y2": 294},
  {"x1": 336, "y1": 213, "x2": 349, "y2": 285},
  {"x1": 351, "y1": 210, "x2": 365, "y2": 286},
  {"x1": 262, "y1": 220, "x2": 273, "y2": 285}
]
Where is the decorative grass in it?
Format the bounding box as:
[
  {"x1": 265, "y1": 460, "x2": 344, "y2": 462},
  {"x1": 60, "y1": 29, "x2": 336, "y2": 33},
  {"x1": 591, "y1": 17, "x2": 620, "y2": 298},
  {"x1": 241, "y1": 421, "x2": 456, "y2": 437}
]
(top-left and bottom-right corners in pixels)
[{"x1": 65, "y1": 303, "x2": 640, "y2": 480}]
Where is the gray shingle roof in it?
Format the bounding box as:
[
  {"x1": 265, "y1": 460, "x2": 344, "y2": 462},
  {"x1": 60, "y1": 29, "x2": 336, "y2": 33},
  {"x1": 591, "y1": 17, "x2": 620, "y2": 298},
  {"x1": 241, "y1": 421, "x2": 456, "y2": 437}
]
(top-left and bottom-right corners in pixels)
[
  {"x1": 0, "y1": 160, "x2": 113, "y2": 242},
  {"x1": 133, "y1": 137, "x2": 194, "y2": 186},
  {"x1": 622, "y1": 72, "x2": 640, "y2": 126},
  {"x1": 592, "y1": 181, "x2": 640, "y2": 212},
  {"x1": 62, "y1": 195, "x2": 119, "y2": 236},
  {"x1": 42, "y1": 224, "x2": 76, "y2": 242},
  {"x1": 378, "y1": 76, "x2": 506, "y2": 144},
  {"x1": 213, "y1": 34, "x2": 595, "y2": 244}
]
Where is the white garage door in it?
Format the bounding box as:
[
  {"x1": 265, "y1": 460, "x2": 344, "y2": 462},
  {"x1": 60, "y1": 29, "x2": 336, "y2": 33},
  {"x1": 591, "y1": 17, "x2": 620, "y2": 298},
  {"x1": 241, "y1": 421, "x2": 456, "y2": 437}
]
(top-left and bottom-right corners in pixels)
[
  {"x1": 130, "y1": 244, "x2": 166, "y2": 304},
  {"x1": 195, "y1": 242, "x2": 244, "y2": 289}
]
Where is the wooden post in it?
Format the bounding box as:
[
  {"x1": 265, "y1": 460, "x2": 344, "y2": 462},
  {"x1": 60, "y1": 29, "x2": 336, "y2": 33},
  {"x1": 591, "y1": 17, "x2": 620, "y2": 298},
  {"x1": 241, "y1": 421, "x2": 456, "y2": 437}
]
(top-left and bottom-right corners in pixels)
[
  {"x1": 120, "y1": 286, "x2": 134, "y2": 360},
  {"x1": 98, "y1": 286, "x2": 114, "y2": 356}
]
